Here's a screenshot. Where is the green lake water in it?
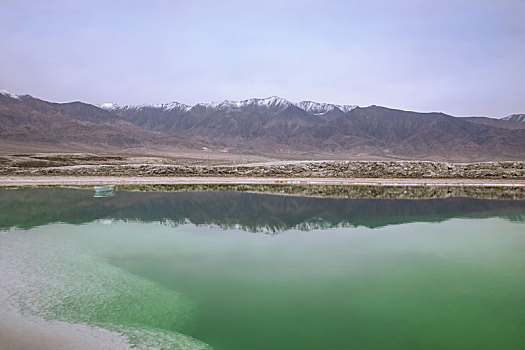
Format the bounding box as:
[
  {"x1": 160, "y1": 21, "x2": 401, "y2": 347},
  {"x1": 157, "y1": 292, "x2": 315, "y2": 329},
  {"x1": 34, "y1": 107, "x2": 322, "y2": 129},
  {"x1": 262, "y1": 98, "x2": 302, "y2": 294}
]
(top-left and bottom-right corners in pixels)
[{"x1": 1, "y1": 187, "x2": 525, "y2": 349}]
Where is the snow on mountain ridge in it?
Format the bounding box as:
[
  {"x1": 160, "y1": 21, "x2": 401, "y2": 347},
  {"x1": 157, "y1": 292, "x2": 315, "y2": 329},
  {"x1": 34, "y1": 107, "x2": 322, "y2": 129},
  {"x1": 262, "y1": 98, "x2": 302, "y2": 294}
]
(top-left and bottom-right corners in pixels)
[
  {"x1": 100, "y1": 102, "x2": 191, "y2": 112},
  {"x1": 98, "y1": 96, "x2": 357, "y2": 114},
  {"x1": 196, "y1": 96, "x2": 292, "y2": 110},
  {"x1": 0, "y1": 89, "x2": 26, "y2": 100},
  {"x1": 154, "y1": 102, "x2": 192, "y2": 111},
  {"x1": 98, "y1": 102, "x2": 120, "y2": 110},
  {"x1": 294, "y1": 101, "x2": 357, "y2": 114},
  {"x1": 254, "y1": 96, "x2": 292, "y2": 108},
  {"x1": 336, "y1": 104, "x2": 358, "y2": 113},
  {"x1": 503, "y1": 114, "x2": 525, "y2": 123},
  {"x1": 296, "y1": 101, "x2": 336, "y2": 114}
]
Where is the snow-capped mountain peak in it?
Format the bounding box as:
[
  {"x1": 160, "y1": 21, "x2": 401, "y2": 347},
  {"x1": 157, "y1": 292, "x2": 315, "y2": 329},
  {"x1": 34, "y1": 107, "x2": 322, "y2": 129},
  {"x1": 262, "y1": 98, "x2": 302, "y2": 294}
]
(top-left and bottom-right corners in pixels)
[
  {"x1": 295, "y1": 101, "x2": 336, "y2": 115},
  {"x1": 295, "y1": 100, "x2": 357, "y2": 115},
  {"x1": 336, "y1": 104, "x2": 357, "y2": 113},
  {"x1": 195, "y1": 101, "x2": 222, "y2": 109},
  {"x1": 253, "y1": 96, "x2": 292, "y2": 108},
  {"x1": 97, "y1": 96, "x2": 356, "y2": 115},
  {"x1": 503, "y1": 113, "x2": 525, "y2": 123},
  {"x1": 100, "y1": 101, "x2": 191, "y2": 113},
  {"x1": 98, "y1": 102, "x2": 120, "y2": 110},
  {"x1": 0, "y1": 89, "x2": 25, "y2": 100},
  {"x1": 151, "y1": 102, "x2": 191, "y2": 112},
  {"x1": 195, "y1": 96, "x2": 292, "y2": 111}
]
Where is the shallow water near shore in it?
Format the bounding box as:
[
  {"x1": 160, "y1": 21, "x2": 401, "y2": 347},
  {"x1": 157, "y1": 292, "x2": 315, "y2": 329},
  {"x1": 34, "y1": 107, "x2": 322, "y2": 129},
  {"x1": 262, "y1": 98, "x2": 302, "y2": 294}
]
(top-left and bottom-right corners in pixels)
[{"x1": 1, "y1": 187, "x2": 525, "y2": 349}]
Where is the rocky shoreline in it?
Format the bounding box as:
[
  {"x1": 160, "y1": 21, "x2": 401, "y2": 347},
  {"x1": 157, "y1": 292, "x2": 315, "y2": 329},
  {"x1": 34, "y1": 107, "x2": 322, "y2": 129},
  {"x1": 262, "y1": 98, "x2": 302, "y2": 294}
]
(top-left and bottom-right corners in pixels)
[
  {"x1": 2, "y1": 158, "x2": 524, "y2": 179},
  {"x1": 113, "y1": 184, "x2": 525, "y2": 200}
]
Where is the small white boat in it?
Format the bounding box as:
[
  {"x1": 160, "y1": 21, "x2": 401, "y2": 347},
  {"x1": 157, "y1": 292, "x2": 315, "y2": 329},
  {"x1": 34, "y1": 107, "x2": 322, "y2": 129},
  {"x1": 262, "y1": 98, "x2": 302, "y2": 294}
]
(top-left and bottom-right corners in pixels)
[{"x1": 93, "y1": 185, "x2": 115, "y2": 192}]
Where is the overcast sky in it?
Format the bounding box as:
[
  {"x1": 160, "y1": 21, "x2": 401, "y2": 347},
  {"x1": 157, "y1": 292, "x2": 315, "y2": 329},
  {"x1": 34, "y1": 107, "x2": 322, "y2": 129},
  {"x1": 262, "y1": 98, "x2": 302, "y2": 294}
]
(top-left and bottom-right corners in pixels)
[{"x1": 1, "y1": 0, "x2": 524, "y2": 117}]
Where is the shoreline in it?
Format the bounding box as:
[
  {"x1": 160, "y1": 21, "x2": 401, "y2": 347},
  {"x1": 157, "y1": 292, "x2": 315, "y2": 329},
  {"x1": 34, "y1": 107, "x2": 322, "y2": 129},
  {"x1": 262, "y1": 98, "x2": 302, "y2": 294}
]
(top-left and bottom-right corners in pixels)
[
  {"x1": 0, "y1": 238, "x2": 131, "y2": 350},
  {"x1": 1, "y1": 176, "x2": 525, "y2": 187}
]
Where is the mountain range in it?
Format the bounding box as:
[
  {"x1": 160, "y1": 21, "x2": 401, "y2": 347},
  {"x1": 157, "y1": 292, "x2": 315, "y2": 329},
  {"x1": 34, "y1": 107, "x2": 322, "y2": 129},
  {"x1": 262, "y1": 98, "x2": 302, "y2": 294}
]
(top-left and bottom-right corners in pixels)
[{"x1": 1, "y1": 90, "x2": 524, "y2": 161}]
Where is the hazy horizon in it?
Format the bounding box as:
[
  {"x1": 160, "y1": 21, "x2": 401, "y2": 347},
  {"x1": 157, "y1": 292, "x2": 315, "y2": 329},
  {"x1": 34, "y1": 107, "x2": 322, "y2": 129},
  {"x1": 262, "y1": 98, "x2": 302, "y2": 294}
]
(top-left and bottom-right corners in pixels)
[{"x1": 1, "y1": 0, "x2": 524, "y2": 118}]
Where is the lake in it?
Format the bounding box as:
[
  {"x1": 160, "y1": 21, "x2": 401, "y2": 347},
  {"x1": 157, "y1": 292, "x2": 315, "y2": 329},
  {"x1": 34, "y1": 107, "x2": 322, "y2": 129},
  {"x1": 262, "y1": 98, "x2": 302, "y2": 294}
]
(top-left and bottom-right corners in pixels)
[{"x1": 1, "y1": 187, "x2": 524, "y2": 349}]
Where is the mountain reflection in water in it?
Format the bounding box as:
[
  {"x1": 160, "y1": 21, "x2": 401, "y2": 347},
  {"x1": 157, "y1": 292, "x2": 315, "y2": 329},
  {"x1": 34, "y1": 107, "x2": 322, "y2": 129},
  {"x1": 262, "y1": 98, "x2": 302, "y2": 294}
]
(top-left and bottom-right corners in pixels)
[{"x1": 0, "y1": 187, "x2": 524, "y2": 232}]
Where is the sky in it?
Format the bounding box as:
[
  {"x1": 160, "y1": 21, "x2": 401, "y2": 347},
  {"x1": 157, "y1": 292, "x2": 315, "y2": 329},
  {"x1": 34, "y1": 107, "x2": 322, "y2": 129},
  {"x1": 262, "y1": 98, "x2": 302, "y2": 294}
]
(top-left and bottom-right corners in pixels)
[{"x1": 0, "y1": 0, "x2": 524, "y2": 117}]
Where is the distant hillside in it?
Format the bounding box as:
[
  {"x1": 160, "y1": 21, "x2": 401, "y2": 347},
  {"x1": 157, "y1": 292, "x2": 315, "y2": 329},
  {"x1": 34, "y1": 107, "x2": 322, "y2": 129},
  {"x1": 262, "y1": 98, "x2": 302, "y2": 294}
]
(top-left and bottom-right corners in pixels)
[
  {"x1": 2, "y1": 91, "x2": 525, "y2": 160},
  {"x1": 462, "y1": 116, "x2": 525, "y2": 130}
]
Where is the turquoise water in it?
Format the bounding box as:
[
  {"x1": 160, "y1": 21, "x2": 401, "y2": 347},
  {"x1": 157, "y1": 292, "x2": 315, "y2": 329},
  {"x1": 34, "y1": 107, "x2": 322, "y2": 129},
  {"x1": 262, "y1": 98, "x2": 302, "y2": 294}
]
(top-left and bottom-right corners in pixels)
[{"x1": 1, "y1": 188, "x2": 525, "y2": 349}]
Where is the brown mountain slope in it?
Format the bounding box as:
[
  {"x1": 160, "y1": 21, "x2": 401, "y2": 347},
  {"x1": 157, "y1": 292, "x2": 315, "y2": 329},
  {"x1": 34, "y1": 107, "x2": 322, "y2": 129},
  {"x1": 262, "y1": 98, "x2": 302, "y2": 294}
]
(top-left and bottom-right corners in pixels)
[
  {"x1": 114, "y1": 100, "x2": 525, "y2": 160},
  {"x1": 0, "y1": 93, "x2": 170, "y2": 149},
  {"x1": 298, "y1": 106, "x2": 525, "y2": 160}
]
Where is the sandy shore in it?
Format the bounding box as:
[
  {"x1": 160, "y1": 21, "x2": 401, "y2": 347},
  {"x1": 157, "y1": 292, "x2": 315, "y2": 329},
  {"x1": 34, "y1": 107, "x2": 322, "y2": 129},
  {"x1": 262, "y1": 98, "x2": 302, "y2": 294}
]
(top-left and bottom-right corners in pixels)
[
  {"x1": 0, "y1": 241, "x2": 130, "y2": 350},
  {"x1": 0, "y1": 316, "x2": 130, "y2": 350},
  {"x1": 1, "y1": 176, "x2": 525, "y2": 186}
]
